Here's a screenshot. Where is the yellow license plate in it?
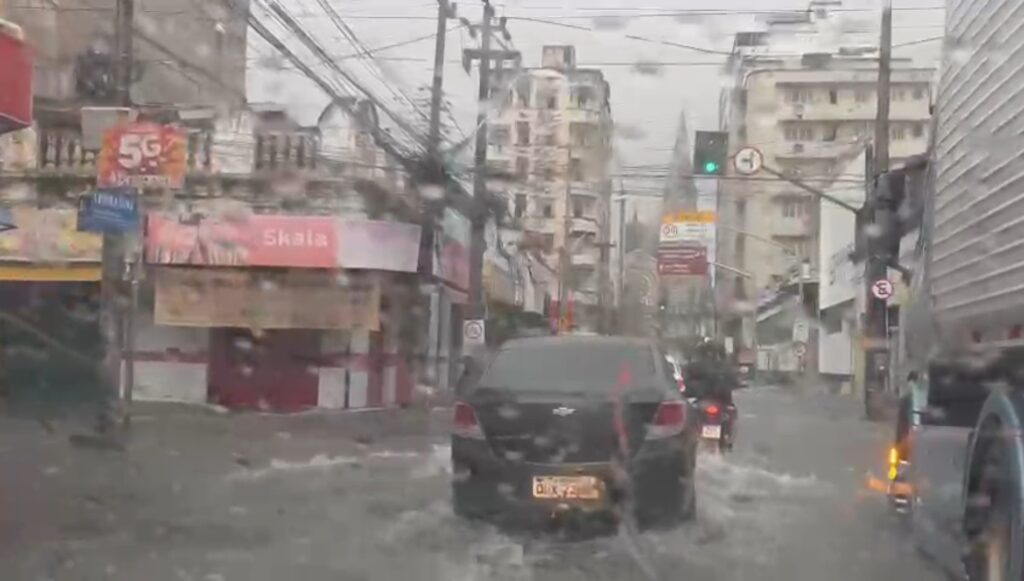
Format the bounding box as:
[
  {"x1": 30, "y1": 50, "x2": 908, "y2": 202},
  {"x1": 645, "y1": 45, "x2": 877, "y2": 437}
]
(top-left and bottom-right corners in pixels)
[{"x1": 532, "y1": 476, "x2": 602, "y2": 500}]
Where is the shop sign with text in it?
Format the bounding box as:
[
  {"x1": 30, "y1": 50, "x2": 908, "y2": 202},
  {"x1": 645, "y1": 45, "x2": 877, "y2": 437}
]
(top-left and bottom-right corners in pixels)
[
  {"x1": 657, "y1": 245, "x2": 708, "y2": 276},
  {"x1": 146, "y1": 211, "x2": 420, "y2": 271},
  {"x1": 154, "y1": 268, "x2": 380, "y2": 330},
  {"x1": 0, "y1": 207, "x2": 102, "y2": 262},
  {"x1": 98, "y1": 122, "x2": 187, "y2": 189}
]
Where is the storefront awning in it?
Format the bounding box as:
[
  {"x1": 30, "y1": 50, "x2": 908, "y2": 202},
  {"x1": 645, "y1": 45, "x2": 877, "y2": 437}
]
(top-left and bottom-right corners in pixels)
[{"x1": 0, "y1": 265, "x2": 102, "y2": 282}]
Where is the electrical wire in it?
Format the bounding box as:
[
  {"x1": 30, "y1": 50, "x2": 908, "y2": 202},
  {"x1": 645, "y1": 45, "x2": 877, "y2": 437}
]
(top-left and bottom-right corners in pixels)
[{"x1": 308, "y1": 0, "x2": 431, "y2": 127}]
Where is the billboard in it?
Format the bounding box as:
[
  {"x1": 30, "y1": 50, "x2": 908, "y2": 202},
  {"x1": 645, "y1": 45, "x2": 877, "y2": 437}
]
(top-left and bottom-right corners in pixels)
[
  {"x1": 98, "y1": 122, "x2": 188, "y2": 189},
  {"x1": 154, "y1": 268, "x2": 380, "y2": 330},
  {"x1": 146, "y1": 210, "x2": 421, "y2": 272},
  {"x1": 0, "y1": 207, "x2": 103, "y2": 262}
]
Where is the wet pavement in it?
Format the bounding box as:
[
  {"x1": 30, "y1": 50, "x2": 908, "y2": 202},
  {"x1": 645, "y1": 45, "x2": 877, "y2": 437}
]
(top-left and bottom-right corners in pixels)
[{"x1": 1, "y1": 387, "x2": 951, "y2": 580}]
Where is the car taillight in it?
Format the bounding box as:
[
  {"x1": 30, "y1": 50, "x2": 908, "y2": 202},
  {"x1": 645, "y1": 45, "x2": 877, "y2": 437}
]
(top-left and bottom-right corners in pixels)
[
  {"x1": 705, "y1": 404, "x2": 720, "y2": 416},
  {"x1": 647, "y1": 401, "x2": 686, "y2": 439},
  {"x1": 453, "y1": 402, "x2": 484, "y2": 439}
]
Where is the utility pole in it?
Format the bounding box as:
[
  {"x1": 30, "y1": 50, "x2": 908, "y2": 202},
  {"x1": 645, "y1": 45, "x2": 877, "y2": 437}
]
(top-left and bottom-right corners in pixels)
[
  {"x1": 863, "y1": 0, "x2": 894, "y2": 419},
  {"x1": 428, "y1": 0, "x2": 456, "y2": 162},
  {"x1": 617, "y1": 186, "x2": 628, "y2": 328},
  {"x1": 464, "y1": 2, "x2": 518, "y2": 323},
  {"x1": 558, "y1": 145, "x2": 573, "y2": 332},
  {"x1": 467, "y1": 1, "x2": 494, "y2": 320},
  {"x1": 95, "y1": 0, "x2": 135, "y2": 436},
  {"x1": 115, "y1": 0, "x2": 134, "y2": 107}
]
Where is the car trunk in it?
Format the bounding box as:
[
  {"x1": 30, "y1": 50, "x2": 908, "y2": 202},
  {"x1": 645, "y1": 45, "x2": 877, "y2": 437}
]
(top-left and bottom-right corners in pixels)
[{"x1": 470, "y1": 391, "x2": 664, "y2": 463}]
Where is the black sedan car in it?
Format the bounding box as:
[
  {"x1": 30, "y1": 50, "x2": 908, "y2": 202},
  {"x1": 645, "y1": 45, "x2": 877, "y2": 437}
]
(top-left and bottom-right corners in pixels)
[{"x1": 451, "y1": 335, "x2": 699, "y2": 529}]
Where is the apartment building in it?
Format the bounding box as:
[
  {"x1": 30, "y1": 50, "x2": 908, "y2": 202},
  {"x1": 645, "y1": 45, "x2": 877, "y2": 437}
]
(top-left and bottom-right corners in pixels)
[
  {"x1": 716, "y1": 4, "x2": 933, "y2": 350},
  {"x1": 486, "y1": 45, "x2": 613, "y2": 330}
]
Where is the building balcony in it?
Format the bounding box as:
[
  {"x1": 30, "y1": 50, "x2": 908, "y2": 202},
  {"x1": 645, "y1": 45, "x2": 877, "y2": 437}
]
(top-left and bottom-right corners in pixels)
[
  {"x1": 778, "y1": 101, "x2": 931, "y2": 122},
  {"x1": 570, "y1": 217, "x2": 600, "y2": 236},
  {"x1": 772, "y1": 216, "x2": 813, "y2": 238},
  {"x1": 17, "y1": 127, "x2": 323, "y2": 180},
  {"x1": 775, "y1": 141, "x2": 860, "y2": 160},
  {"x1": 572, "y1": 246, "x2": 601, "y2": 268},
  {"x1": 522, "y1": 215, "x2": 558, "y2": 234}
]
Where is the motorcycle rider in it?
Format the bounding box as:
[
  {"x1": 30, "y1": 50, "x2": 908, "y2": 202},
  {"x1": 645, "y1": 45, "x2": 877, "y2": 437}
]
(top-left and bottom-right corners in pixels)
[{"x1": 684, "y1": 338, "x2": 738, "y2": 450}]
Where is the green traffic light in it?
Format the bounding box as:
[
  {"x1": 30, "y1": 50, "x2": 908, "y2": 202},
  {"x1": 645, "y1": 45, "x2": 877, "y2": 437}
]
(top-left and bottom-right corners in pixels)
[{"x1": 704, "y1": 161, "x2": 719, "y2": 174}]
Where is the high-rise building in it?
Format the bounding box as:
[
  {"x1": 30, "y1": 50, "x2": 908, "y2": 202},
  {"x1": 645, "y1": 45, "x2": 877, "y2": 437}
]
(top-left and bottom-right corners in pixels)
[
  {"x1": 716, "y1": 1, "x2": 933, "y2": 350},
  {"x1": 486, "y1": 46, "x2": 613, "y2": 330}
]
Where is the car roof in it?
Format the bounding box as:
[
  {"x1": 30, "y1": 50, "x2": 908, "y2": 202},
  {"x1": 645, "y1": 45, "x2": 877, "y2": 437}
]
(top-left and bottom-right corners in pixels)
[{"x1": 500, "y1": 335, "x2": 658, "y2": 350}]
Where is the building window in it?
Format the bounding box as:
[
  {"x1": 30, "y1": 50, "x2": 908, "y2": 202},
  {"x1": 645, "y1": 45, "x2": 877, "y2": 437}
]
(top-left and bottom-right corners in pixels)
[
  {"x1": 489, "y1": 125, "x2": 510, "y2": 149},
  {"x1": 892, "y1": 88, "x2": 906, "y2": 102},
  {"x1": 570, "y1": 122, "x2": 596, "y2": 147},
  {"x1": 791, "y1": 239, "x2": 809, "y2": 258},
  {"x1": 515, "y1": 77, "x2": 532, "y2": 107},
  {"x1": 912, "y1": 122, "x2": 925, "y2": 138},
  {"x1": 912, "y1": 86, "x2": 927, "y2": 100},
  {"x1": 571, "y1": 84, "x2": 595, "y2": 109},
  {"x1": 823, "y1": 124, "x2": 838, "y2": 142},
  {"x1": 542, "y1": 233, "x2": 554, "y2": 251},
  {"x1": 891, "y1": 124, "x2": 907, "y2": 141},
  {"x1": 514, "y1": 194, "x2": 527, "y2": 218},
  {"x1": 784, "y1": 125, "x2": 814, "y2": 141},
  {"x1": 828, "y1": 89, "x2": 838, "y2": 104},
  {"x1": 542, "y1": 203, "x2": 553, "y2": 218},
  {"x1": 569, "y1": 157, "x2": 584, "y2": 181},
  {"x1": 516, "y1": 121, "x2": 530, "y2": 146},
  {"x1": 787, "y1": 88, "x2": 814, "y2": 104},
  {"x1": 516, "y1": 156, "x2": 529, "y2": 178},
  {"x1": 547, "y1": 95, "x2": 558, "y2": 109},
  {"x1": 572, "y1": 196, "x2": 584, "y2": 218},
  {"x1": 781, "y1": 199, "x2": 807, "y2": 218},
  {"x1": 855, "y1": 89, "x2": 871, "y2": 103}
]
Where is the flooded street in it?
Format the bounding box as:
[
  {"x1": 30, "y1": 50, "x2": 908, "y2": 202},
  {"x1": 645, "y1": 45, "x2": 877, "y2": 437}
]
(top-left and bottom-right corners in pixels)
[{"x1": 1, "y1": 387, "x2": 948, "y2": 580}]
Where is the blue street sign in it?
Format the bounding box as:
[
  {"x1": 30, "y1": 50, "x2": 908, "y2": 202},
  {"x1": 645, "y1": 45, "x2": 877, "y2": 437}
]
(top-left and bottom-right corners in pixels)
[
  {"x1": 0, "y1": 207, "x2": 15, "y2": 233},
  {"x1": 77, "y1": 187, "x2": 140, "y2": 234}
]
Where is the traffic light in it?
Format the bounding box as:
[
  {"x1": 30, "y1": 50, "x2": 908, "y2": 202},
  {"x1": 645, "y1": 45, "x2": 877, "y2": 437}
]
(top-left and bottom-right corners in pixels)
[{"x1": 693, "y1": 131, "x2": 729, "y2": 176}]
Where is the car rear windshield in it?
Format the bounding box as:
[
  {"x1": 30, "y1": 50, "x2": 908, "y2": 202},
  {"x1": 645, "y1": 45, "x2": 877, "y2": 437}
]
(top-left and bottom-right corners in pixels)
[{"x1": 477, "y1": 342, "x2": 660, "y2": 394}]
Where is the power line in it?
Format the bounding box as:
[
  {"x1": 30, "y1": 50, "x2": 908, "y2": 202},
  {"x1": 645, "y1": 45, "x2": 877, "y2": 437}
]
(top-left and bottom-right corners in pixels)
[
  {"x1": 309, "y1": 0, "x2": 430, "y2": 127},
  {"x1": 257, "y1": 0, "x2": 429, "y2": 154}
]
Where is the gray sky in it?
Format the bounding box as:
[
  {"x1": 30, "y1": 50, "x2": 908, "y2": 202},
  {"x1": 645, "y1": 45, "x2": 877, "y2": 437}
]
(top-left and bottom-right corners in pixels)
[{"x1": 249, "y1": 0, "x2": 945, "y2": 220}]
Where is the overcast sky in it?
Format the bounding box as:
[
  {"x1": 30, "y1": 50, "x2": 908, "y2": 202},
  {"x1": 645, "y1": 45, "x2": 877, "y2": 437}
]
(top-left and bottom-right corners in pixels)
[{"x1": 249, "y1": 0, "x2": 945, "y2": 220}]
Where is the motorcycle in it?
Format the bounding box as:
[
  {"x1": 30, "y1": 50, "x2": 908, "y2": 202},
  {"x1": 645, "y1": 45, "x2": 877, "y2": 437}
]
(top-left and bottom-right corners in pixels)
[{"x1": 696, "y1": 398, "x2": 736, "y2": 453}]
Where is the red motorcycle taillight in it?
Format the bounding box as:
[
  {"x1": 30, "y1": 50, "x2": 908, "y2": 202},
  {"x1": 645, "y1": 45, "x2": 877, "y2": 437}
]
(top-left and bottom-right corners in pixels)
[
  {"x1": 453, "y1": 402, "x2": 484, "y2": 439},
  {"x1": 705, "y1": 404, "x2": 720, "y2": 416}
]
